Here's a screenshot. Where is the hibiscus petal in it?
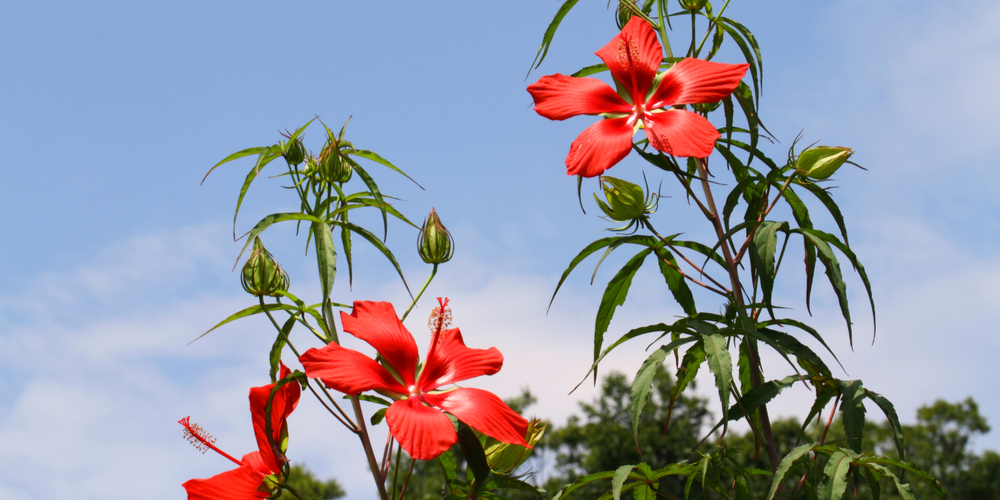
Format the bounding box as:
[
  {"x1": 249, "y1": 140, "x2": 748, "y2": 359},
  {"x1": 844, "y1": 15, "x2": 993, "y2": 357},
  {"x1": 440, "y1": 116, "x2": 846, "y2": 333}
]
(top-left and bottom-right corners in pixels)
[
  {"x1": 527, "y1": 74, "x2": 631, "y2": 120},
  {"x1": 594, "y1": 16, "x2": 662, "y2": 101},
  {"x1": 419, "y1": 328, "x2": 503, "y2": 390},
  {"x1": 299, "y1": 343, "x2": 407, "y2": 396},
  {"x1": 340, "y1": 301, "x2": 419, "y2": 385},
  {"x1": 648, "y1": 58, "x2": 749, "y2": 108},
  {"x1": 424, "y1": 388, "x2": 530, "y2": 447},
  {"x1": 643, "y1": 108, "x2": 721, "y2": 158},
  {"x1": 248, "y1": 363, "x2": 300, "y2": 473},
  {"x1": 182, "y1": 461, "x2": 269, "y2": 500},
  {"x1": 386, "y1": 398, "x2": 457, "y2": 460},
  {"x1": 565, "y1": 116, "x2": 635, "y2": 177}
]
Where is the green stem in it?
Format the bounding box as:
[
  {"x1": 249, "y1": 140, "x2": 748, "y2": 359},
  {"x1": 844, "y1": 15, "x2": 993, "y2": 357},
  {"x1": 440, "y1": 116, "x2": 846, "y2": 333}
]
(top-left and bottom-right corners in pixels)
[
  {"x1": 260, "y1": 296, "x2": 301, "y2": 358},
  {"x1": 400, "y1": 264, "x2": 438, "y2": 322},
  {"x1": 688, "y1": 11, "x2": 696, "y2": 57}
]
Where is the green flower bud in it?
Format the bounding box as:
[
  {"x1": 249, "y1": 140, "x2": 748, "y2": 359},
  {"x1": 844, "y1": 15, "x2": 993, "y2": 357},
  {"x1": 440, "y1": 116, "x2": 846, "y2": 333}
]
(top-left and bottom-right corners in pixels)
[
  {"x1": 318, "y1": 146, "x2": 353, "y2": 183},
  {"x1": 241, "y1": 237, "x2": 290, "y2": 297},
  {"x1": 417, "y1": 208, "x2": 454, "y2": 264},
  {"x1": 679, "y1": 0, "x2": 707, "y2": 11},
  {"x1": 693, "y1": 100, "x2": 722, "y2": 114},
  {"x1": 615, "y1": 1, "x2": 638, "y2": 29},
  {"x1": 796, "y1": 146, "x2": 854, "y2": 180},
  {"x1": 283, "y1": 138, "x2": 306, "y2": 166},
  {"x1": 594, "y1": 176, "x2": 649, "y2": 222},
  {"x1": 481, "y1": 418, "x2": 547, "y2": 475}
]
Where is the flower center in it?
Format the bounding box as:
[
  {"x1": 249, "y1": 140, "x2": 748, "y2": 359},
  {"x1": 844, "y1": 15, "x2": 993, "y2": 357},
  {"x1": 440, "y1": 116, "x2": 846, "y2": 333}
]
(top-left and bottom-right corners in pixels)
[{"x1": 617, "y1": 34, "x2": 641, "y2": 70}]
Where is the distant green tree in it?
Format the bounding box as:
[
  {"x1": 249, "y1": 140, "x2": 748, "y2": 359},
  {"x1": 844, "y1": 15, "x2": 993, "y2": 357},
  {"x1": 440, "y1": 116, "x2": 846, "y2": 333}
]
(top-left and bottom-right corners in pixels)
[
  {"x1": 279, "y1": 464, "x2": 346, "y2": 500},
  {"x1": 535, "y1": 368, "x2": 711, "y2": 499}
]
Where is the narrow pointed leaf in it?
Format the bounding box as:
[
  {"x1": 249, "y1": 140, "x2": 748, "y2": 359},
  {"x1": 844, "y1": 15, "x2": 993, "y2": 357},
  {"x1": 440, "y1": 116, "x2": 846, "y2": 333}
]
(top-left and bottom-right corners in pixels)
[
  {"x1": 190, "y1": 303, "x2": 299, "y2": 343},
  {"x1": 837, "y1": 379, "x2": 867, "y2": 453},
  {"x1": 767, "y1": 443, "x2": 815, "y2": 500},
  {"x1": 595, "y1": 248, "x2": 652, "y2": 369},
  {"x1": 818, "y1": 449, "x2": 853, "y2": 500},
  {"x1": 312, "y1": 221, "x2": 337, "y2": 301},
  {"x1": 350, "y1": 149, "x2": 423, "y2": 189},
  {"x1": 653, "y1": 247, "x2": 697, "y2": 315},
  {"x1": 703, "y1": 333, "x2": 733, "y2": 422},
  {"x1": 528, "y1": 0, "x2": 582, "y2": 74},
  {"x1": 866, "y1": 390, "x2": 906, "y2": 461}
]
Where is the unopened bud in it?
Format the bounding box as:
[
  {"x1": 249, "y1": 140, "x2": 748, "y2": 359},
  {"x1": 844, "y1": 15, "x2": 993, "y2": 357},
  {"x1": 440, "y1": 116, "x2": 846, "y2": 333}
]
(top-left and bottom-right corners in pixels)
[
  {"x1": 241, "y1": 237, "x2": 290, "y2": 297},
  {"x1": 417, "y1": 208, "x2": 454, "y2": 264},
  {"x1": 796, "y1": 146, "x2": 854, "y2": 180},
  {"x1": 615, "y1": 1, "x2": 638, "y2": 29},
  {"x1": 284, "y1": 138, "x2": 306, "y2": 166},
  {"x1": 679, "y1": 0, "x2": 707, "y2": 11},
  {"x1": 595, "y1": 176, "x2": 650, "y2": 222},
  {"x1": 318, "y1": 145, "x2": 353, "y2": 184},
  {"x1": 481, "y1": 418, "x2": 546, "y2": 474}
]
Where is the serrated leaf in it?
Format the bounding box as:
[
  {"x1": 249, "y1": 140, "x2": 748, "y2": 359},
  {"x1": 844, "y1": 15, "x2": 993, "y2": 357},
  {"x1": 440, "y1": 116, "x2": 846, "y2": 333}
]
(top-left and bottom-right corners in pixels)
[
  {"x1": 190, "y1": 303, "x2": 299, "y2": 343},
  {"x1": 837, "y1": 379, "x2": 867, "y2": 454},
  {"x1": 866, "y1": 390, "x2": 905, "y2": 461},
  {"x1": 703, "y1": 334, "x2": 733, "y2": 422},
  {"x1": 818, "y1": 449, "x2": 852, "y2": 500},
  {"x1": 767, "y1": 443, "x2": 815, "y2": 500},
  {"x1": 795, "y1": 229, "x2": 853, "y2": 345},
  {"x1": 654, "y1": 247, "x2": 697, "y2": 315},
  {"x1": 752, "y1": 221, "x2": 789, "y2": 318},
  {"x1": 726, "y1": 375, "x2": 798, "y2": 422},
  {"x1": 612, "y1": 465, "x2": 636, "y2": 500},
  {"x1": 857, "y1": 456, "x2": 944, "y2": 500},
  {"x1": 801, "y1": 227, "x2": 877, "y2": 342},
  {"x1": 574, "y1": 324, "x2": 696, "y2": 393},
  {"x1": 549, "y1": 235, "x2": 657, "y2": 312},
  {"x1": 594, "y1": 247, "x2": 652, "y2": 370},
  {"x1": 630, "y1": 347, "x2": 668, "y2": 451},
  {"x1": 312, "y1": 221, "x2": 337, "y2": 302},
  {"x1": 269, "y1": 316, "x2": 295, "y2": 382}
]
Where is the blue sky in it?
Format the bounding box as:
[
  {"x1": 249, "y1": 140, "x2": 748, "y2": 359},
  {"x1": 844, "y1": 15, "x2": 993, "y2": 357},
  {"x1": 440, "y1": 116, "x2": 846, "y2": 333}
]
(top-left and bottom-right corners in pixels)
[{"x1": 2, "y1": 1, "x2": 999, "y2": 499}]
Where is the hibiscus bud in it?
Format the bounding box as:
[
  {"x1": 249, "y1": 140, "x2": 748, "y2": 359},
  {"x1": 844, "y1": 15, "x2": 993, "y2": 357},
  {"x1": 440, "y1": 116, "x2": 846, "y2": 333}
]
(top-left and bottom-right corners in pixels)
[
  {"x1": 481, "y1": 418, "x2": 546, "y2": 474},
  {"x1": 283, "y1": 138, "x2": 306, "y2": 166},
  {"x1": 417, "y1": 208, "x2": 454, "y2": 265},
  {"x1": 679, "y1": 0, "x2": 708, "y2": 11},
  {"x1": 241, "y1": 237, "x2": 290, "y2": 297},
  {"x1": 796, "y1": 146, "x2": 854, "y2": 180},
  {"x1": 594, "y1": 176, "x2": 649, "y2": 222},
  {"x1": 615, "y1": 0, "x2": 638, "y2": 29},
  {"x1": 317, "y1": 146, "x2": 353, "y2": 184}
]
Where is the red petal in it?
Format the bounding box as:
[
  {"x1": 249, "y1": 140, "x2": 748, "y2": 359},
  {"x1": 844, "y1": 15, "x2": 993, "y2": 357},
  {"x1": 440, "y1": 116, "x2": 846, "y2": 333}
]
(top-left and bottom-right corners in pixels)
[
  {"x1": 648, "y1": 58, "x2": 749, "y2": 108},
  {"x1": 565, "y1": 117, "x2": 634, "y2": 177},
  {"x1": 419, "y1": 328, "x2": 503, "y2": 390},
  {"x1": 385, "y1": 398, "x2": 457, "y2": 460},
  {"x1": 424, "y1": 388, "x2": 530, "y2": 447},
  {"x1": 643, "y1": 109, "x2": 720, "y2": 158},
  {"x1": 299, "y1": 343, "x2": 407, "y2": 395},
  {"x1": 527, "y1": 74, "x2": 631, "y2": 120},
  {"x1": 248, "y1": 363, "x2": 300, "y2": 472},
  {"x1": 182, "y1": 461, "x2": 269, "y2": 500},
  {"x1": 341, "y1": 301, "x2": 418, "y2": 385},
  {"x1": 594, "y1": 16, "x2": 662, "y2": 102}
]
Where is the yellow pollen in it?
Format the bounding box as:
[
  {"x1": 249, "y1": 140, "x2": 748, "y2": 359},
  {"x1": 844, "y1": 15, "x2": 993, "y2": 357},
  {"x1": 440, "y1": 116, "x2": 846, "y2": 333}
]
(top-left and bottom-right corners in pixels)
[{"x1": 617, "y1": 37, "x2": 641, "y2": 70}]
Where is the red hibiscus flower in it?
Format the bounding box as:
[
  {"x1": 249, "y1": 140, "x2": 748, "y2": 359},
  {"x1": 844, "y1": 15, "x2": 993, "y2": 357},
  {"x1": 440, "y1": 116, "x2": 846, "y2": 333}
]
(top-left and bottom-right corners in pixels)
[
  {"x1": 299, "y1": 299, "x2": 530, "y2": 460},
  {"x1": 180, "y1": 363, "x2": 301, "y2": 500},
  {"x1": 526, "y1": 16, "x2": 749, "y2": 177}
]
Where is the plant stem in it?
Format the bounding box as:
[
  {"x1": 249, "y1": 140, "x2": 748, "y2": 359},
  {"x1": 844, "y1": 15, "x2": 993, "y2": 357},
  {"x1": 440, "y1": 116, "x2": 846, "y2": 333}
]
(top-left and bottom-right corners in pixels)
[
  {"x1": 695, "y1": 157, "x2": 781, "y2": 474},
  {"x1": 352, "y1": 395, "x2": 390, "y2": 500},
  {"x1": 401, "y1": 264, "x2": 437, "y2": 322},
  {"x1": 657, "y1": 0, "x2": 673, "y2": 59}
]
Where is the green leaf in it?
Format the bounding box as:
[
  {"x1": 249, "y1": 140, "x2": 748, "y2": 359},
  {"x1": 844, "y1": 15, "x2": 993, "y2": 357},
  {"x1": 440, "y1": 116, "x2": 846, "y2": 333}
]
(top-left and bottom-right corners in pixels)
[
  {"x1": 630, "y1": 347, "x2": 668, "y2": 451},
  {"x1": 528, "y1": 0, "x2": 582, "y2": 75},
  {"x1": 190, "y1": 303, "x2": 299, "y2": 343},
  {"x1": 202, "y1": 146, "x2": 267, "y2": 184},
  {"x1": 865, "y1": 390, "x2": 906, "y2": 461},
  {"x1": 818, "y1": 449, "x2": 853, "y2": 500},
  {"x1": 340, "y1": 215, "x2": 353, "y2": 288},
  {"x1": 794, "y1": 229, "x2": 854, "y2": 345},
  {"x1": 549, "y1": 235, "x2": 657, "y2": 312},
  {"x1": 551, "y1": 470, "x2": 616, "y2": 500},
  {"x1": 347, "y1": 161, "x2": 389, "y2": 241},
  {"x1": 731, "y1": 82, "x2": 762, "y2": 169},
  {"x1": 837, "y1": 379, "x2": 867, "y2": 454},
  {"x1": 800, "y1": 182, "x2": 850, "y2": 247},
  {"x1": 758, "y1": 318, "x2": 843, "y2": 372},
  {"x1": 767, "y1": 443, "x2": 815, "y2": 500},
  {"x1": 653, "y1": 247, "x2": 697, "y2": 315},
  {"x1": 437, "y1": 450, "x2": 459, "y2": 483},
  {"x1": 332, "y1": 220, "x2": 411, "y2": 297},
  {"x1": 457, "y1": 421, "x2": 491, "y2": 489},
  {"x1": 571, "y1": 63, "x2": 609, "y2": 77},
  {"x1": 703, "y1": 333, "x2": 733, "y2": 422},
  {"x1": 726, "y1": 375, "x2": 799, "y2": 422},
  {"x1": 800, "y1": 382, "x2": 838, "y2": 442},
  {"x1": 754, "y1": 327, "x2": 832, "y2": 378},
  {"x1": 718, "y1": 17, "x2": 763, "y2": 105},
  {"x1": 349, "y1": 149, "x2": 423, "y2": 189},
  {"x1": 672, "y1": 340, "x2": 706, "y2": 402},
  {"x1": 612, "y1": 465, "x2": 636, "y2": 500},
  {"x1": 269, "y1": 316, "x2": 295, "y2": 382},
  {"x1": 594, "y1": 248, "x2": 652, "y2": 371},
  {"x1": 370, "y1": 407, "x2": 386, "y2": 425},
  {"x1": 800, "y1": 227, "x2": 877, "y2": 342},
  {"x1": 235, "y1": 212, "x2": 325, "y2": 266},
  {"x1": 857, "y1": 456, "x2": 945, "y2": 500},
  {"x1": 574, "y1": 324, "x2": 696, "y2": 393},
  {"x1": 312, "y1": 221, "x2": 337, "y2": 302},
  {"x1": 752, "y1": 220, "x2": 789, "y2": 318}
]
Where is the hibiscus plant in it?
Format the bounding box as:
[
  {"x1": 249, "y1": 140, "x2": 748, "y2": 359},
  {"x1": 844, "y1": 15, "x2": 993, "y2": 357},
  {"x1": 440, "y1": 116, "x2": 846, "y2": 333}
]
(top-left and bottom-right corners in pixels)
[{"x1": 182, "y1": 1, "x2": 944, "y2": 499}]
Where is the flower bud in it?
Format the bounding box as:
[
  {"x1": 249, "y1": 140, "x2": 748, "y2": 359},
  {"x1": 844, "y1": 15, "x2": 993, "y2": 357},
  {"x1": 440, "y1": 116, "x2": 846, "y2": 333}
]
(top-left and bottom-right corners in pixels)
[
  {"x1": 318, "y1": 146, "x2": 353, "y2": 183},
  {"x1": 481, "y1": 418, "x2": 546, "y2": 474},
  {"x1": 693, "y1": 100, "x2": 722, "y2": 114},
  {"x1": 679, "y1": 0, "x2": 707, "y2": 11},
  {"x1": 241, "y1": 237, "x2": 290, "y2": 297},
  {"x1": 615, "y1": 1, "x2": 638, "y2": 29},
  {"x1": 417, "y1": 208, "x2": 454, "y2": 264},
  {"x1": 796, "y1": 146, "x2": 854, "y2": 180},
  {"x1": 594, "y1": 176, "x2": 649, "y2": 222},
  {"x1": 283, "y1": 138, "x2": 306, "y2": 166}
]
